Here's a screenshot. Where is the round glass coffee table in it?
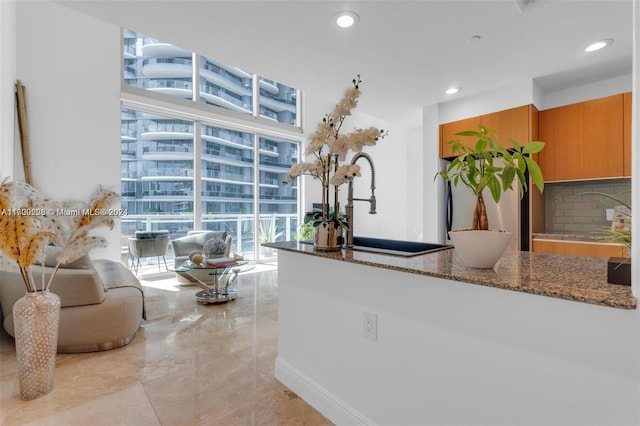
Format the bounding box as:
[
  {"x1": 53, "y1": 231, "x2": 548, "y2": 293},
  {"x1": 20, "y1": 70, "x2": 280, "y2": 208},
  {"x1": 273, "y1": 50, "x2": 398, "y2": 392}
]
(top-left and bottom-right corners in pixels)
[{"x1": 174, "y1": 259, "x2": 254, "y2": 304}]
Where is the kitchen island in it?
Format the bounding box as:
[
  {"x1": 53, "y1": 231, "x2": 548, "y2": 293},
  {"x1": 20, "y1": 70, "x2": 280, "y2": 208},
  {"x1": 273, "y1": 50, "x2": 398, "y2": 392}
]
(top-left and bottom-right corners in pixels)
[{"x1": 265, "y1": 241, "x2": 639, "y2": 426}]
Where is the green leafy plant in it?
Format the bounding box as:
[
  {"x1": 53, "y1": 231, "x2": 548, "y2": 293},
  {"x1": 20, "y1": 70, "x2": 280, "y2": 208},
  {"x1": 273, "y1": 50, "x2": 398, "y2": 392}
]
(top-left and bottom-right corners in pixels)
[
  {"x1": 294, "y1": 221, "x2": 314, "y2": 241},
  {"x1": 258, "y1": 219, "x2": 283, "y2": 244},
  {"x1": 435, "y1": 125, "x2": 545, "y2": 230},
  {"x1": 303, "y1": 210, "x2": 348, "y2": 230},
  {"x1": 583, "y1": 190, "x2": 631, "y2": 252}
]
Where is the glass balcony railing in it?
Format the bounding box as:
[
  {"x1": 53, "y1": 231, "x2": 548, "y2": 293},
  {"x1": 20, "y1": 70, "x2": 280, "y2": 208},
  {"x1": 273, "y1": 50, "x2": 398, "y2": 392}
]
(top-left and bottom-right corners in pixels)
[
  {"x1": 202, "y1": 150, "x2": 252, "y2": 163},
  {"x1": 202, "y1": 128, "x2": 252, "y2": 147},
  {"x1": 259, "y1": 143, "x2": 278, "y2": 154},
  {"x1": 145, "y1": 168, "x2": 194, "y2": 177},
  {"x1": 143, "y1": 123, "x2": 194, "y2": 134},
  {"x1": 200, "y1": 82, "x2": 247, "y2": 109},
  {"x1": 259, "y1": 159, "x2": 296, "y2": 169},
  {"x1": 121, "y1": 213, "x2": 298, "y2": 263},
  {"x1": 260, "y1": 177, "x2": 280, "y2": 185},
  {"x1": 202, "y1": 170, "x2": 252, "y2": 182},
  {"x1": 142, "y1": 190, "x2": 192, "y2": 197},
  {"x1": 121, "y1": 128, "x2": 137, "y2": 138},
  {"x1": 143, "y1": 146, "x2": 192, "y2": 154},
  {"x1": 200, "y1": 60, "x2": 245, "y2": 86},
  {"x1": 202, "y1": 191, "x2": 253, "y2": 199},
  {"x1": 143, "y1": 79, "x2": 192, "y2": 90}
]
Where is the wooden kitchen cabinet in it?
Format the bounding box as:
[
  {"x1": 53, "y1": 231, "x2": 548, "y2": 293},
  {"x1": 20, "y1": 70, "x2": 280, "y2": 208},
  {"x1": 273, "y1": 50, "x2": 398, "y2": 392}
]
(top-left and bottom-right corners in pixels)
[
  {"x1": 623, "y1": 92, "x2": 632, "y2": 177},
  {"x1": 439, "y1": 116, "x2": 481, "y2": 158},
  {"x1": 481, "y1": 105, "x2": 535, "y2": 149},
  {"x1": 532, "y1": 239, "x2": 628, "y2": 259},
  {"x1": 439, "y1": 105, "x2": 536, "y2": 159},
  {"x1": 538, "y1": 94, "x2": 625, "y2": 181}
]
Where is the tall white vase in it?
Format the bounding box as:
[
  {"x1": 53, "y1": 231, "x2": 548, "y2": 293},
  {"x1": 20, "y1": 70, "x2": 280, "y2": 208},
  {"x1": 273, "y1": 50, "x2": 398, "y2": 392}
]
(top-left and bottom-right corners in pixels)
[{"x1": 13, "y1": 290, "x2": 61, "y2": 400}]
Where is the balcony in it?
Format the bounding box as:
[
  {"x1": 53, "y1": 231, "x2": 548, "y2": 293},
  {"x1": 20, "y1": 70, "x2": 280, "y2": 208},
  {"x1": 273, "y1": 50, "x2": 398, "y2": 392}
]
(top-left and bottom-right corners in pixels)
[
  {"x1": 142, "y1": 168, "x2": 194, "y2": 179},
  {"x1": 141, "y1": 122, "x2": 194, "y2": 140},
  {"x1": 200, "y1": 82, "x2": 252, "y2": 115},
  {"x1": 142, "y1": 146, "x2": 192, "y2": 161},
  {"x1": 200, "y1": 61, "x2": 251, "y2": 96},
  {"x1": 202, "y1": 169, "x2": 252, "y2": 184},
  {"x1": 201, "y1": 128, "x2": 253, "y2": 150},
  {"x1": 258, "y1": 144, "x2": 279, "y2": 157},
  {"x1": 141, "y1": 39, "x2": 191, "y2": 59},
  {"x1": 141, "y1": 58, "x2": 192, "y2": 79},
  {"x1": 260, "y1": 90, "x2": 297, "y2": 114}
]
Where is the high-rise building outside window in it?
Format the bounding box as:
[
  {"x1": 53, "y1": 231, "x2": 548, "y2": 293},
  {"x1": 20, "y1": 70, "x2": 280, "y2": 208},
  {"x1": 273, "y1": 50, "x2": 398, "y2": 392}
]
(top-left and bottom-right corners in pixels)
[{"x1": 121, "y1": 29, "x2": 302, "y2": 268}]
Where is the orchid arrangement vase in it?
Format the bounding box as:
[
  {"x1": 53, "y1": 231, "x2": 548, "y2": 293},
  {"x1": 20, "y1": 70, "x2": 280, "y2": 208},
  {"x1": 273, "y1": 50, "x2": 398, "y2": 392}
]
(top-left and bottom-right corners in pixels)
[{"x1": 282, "y1": 75, "x2": 387, "y2": 250}]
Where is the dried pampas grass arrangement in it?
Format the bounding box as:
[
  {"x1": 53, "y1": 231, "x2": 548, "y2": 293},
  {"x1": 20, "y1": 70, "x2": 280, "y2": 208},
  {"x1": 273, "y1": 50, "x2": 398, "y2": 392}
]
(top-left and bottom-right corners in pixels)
[{"x1": 0, "y1": 178, "x2": 120, "y2": 293}]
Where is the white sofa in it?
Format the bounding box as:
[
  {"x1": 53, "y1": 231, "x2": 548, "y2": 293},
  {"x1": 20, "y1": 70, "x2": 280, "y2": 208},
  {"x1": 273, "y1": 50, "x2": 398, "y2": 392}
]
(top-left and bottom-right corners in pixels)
[{"x1": 0, "y1": 246, "x2": 144, "y2": 353}]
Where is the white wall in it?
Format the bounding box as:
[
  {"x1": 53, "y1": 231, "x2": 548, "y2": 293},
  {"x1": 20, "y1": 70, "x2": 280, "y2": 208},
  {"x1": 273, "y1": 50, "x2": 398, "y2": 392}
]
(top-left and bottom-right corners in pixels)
[
  {"x1": 0, "y1": 0, "x2": 16, "y2": 179},
  {"x1": 632, "y1": 0, "x2": 639, "y2": 296},
  {"x1": 539, "y1": 73, "x2": 632, "y2": 110},
  {"x1": 16, "y1": 1, "x2": 122, "y2": 259},
  {"x1": 421, "y1": 104, "x2": 441, "y2": 243},
  {"x1": 406, "y1": 122, "x2": 424, "y2": 241},
  {"x1": 302, "y1": 90, "x2": 410, "y2": 240},
  {"x1": 438, "y1": 79, "x2": 537, "y2": 124}
]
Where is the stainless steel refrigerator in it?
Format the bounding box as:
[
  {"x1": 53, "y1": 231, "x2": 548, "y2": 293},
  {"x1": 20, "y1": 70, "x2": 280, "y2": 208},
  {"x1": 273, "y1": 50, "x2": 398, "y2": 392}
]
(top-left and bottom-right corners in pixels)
[{"x1": 443, "y1": 159, "x2": 524, "y2": 251}]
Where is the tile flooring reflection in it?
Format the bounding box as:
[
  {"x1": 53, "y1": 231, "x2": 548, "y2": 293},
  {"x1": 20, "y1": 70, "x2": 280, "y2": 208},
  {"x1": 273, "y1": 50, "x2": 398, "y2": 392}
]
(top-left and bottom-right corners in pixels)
[{"x1": 0, "y1": 264, "x2": 331, "y2": 425}]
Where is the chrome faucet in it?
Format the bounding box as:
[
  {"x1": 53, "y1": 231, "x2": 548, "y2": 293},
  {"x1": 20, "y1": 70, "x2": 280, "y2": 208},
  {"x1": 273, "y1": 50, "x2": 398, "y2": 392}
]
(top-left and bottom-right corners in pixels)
[{"x1": 345, "y1": 152, "x2": 376, "y2": 247}]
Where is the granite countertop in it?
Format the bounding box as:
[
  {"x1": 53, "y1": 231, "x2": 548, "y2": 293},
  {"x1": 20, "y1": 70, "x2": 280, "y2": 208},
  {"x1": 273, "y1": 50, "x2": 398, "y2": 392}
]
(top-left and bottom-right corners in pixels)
[
  {"x1": 532, "y1": 232, "x2": 600, "y2": 242},
  {"x1": 263, "y1": 241, "x2": 636, "y2": 310}
]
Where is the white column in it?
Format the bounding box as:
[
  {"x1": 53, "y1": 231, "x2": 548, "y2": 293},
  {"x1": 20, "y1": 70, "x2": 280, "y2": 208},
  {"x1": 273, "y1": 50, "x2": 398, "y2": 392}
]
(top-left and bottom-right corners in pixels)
[{"x1": 632, "y1": 0, "x2": 639, "y2": 296}]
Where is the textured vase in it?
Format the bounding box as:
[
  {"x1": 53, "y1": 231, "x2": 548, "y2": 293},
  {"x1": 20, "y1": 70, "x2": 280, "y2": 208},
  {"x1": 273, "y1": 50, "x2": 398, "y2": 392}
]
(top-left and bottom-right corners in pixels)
[
  {"x1": 314, "y1": 221, "x2": 342, "y2": 252},
  {"x1": 13, "y1": 290, "x2": 61, "y2": 401}
]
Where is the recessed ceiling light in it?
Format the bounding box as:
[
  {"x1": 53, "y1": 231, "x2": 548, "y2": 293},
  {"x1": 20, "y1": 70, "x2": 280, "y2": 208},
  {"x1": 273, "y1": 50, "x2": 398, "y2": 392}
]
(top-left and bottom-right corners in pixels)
[
  {"x1": 584, "y1": 39, "x2": 614, "y2": 53},
  {"x1": 332, "y1": 11, "x2": 359, "y2": 29},
  {"x1": 445, "y1": 87, "x2": 460, "y2": 95}
]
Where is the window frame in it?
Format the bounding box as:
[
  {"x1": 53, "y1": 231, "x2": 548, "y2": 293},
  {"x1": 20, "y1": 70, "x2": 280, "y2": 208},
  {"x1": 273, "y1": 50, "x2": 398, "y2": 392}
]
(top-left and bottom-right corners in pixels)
[{"x1": 120, "y1": 28, "x2": 305, "y2": 263}]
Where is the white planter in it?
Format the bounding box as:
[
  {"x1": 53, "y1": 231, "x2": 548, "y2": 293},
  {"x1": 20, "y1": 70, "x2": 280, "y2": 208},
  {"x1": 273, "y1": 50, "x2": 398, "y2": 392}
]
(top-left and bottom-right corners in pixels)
[{"x1": 449, "y1": 229, "x2": 512, "y2": 269}]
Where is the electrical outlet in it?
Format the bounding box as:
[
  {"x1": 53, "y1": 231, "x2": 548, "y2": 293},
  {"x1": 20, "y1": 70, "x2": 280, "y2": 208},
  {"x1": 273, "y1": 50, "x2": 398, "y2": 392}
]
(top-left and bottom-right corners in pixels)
[
  {"x1": 606, "y1": 208, "x2": 614, "y2": 221},
  {"x1": 363, "y1": 311, "x2": 377, "y2": 341}
]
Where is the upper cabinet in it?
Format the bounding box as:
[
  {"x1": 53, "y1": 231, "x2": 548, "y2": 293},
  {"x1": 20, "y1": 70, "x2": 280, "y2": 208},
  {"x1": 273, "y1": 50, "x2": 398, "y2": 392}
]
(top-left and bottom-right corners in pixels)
[
  {"x1": 623, "y1": 92, "x2": 632, "y2": 177},
  {"x1": 439, "y1": 105, "x2": 537, "y2": 159},
  {"x1": 538, "y1": 93, "x2": 628, "y2": 182},
  {"x1": 439, "y1": 116, "x2": 481, "y2": 158}
]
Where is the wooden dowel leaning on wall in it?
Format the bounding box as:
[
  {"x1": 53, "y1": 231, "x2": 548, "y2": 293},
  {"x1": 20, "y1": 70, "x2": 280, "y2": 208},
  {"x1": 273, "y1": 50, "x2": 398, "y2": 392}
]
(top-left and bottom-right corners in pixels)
[{"x1": 15, "y1": 80, "x2": 33, "y2": 187}]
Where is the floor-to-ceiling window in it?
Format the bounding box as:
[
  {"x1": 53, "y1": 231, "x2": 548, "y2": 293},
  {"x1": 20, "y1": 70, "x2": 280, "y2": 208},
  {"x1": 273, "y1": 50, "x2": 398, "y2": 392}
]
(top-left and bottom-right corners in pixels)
[{"x1": 121, "y1": 29, "x2": 302, "y2": 267}]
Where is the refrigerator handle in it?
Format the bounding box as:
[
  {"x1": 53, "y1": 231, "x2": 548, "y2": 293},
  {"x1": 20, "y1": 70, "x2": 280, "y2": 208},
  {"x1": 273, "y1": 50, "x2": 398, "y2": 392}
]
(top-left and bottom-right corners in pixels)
[{"x1": 446, "y1": 181, "x2": 453, "y2": 237}]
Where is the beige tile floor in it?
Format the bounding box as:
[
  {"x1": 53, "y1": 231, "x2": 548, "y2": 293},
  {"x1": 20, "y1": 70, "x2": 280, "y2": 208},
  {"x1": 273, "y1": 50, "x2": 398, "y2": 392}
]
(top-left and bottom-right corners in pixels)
[{"x1": 0, "y1": 264, "x2": 332, "y2": 426}]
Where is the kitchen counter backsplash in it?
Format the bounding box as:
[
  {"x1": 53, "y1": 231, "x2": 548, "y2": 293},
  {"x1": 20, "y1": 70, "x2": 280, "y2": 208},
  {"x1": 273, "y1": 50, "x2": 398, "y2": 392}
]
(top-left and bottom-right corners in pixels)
[
  {"x1": 544, "y1": 178, "x2": 631, "y2": 235},
  {"x1": 264, "y1": 241, "x2": 636, "y2": 310}
]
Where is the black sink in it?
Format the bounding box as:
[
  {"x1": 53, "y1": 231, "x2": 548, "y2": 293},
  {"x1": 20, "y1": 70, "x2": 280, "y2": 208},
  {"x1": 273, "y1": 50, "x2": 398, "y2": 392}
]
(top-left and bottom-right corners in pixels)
[
  {"x1": 348, "y1": 236, "x2": 453, "y2": 257},
  {"x1": 298, "y1": 236, "x2": 452, "y2": 257}
]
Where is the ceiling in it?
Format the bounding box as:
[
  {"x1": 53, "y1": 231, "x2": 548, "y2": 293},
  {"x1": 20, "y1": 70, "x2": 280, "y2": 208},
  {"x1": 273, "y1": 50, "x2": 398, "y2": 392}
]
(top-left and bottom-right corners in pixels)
[{"x1": 57, "y1": 0, "x2": 633, "y2": 124}]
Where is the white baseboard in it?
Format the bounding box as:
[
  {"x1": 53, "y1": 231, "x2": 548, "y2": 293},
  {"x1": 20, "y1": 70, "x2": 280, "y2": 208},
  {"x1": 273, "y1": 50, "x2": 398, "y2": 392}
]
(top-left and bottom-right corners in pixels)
[{"x1": 274, "y1": 357, "x2": 376, "y2": 426}]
